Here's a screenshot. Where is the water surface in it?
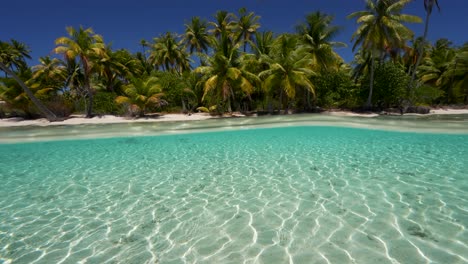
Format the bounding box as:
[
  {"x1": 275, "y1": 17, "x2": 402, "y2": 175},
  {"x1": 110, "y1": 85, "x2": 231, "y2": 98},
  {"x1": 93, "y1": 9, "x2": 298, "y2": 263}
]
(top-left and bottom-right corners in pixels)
[{"x1": 0, "y1": 115, "x2": 467, "y2": 263}]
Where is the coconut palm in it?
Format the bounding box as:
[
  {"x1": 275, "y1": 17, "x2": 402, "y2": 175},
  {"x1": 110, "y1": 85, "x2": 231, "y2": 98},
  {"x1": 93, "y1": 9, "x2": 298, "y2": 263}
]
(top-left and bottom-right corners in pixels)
[
  {"x1": 29, "y1": 56, "x2": 67, "y2": 94},
  {"x1": 418, "y1": 39, "x2": 454, "y2": 86},
  {"x1": 149, "y1": 32, "x2": 191, "y2": 74},
  {"x1": 0, "y1": 63, "x2": 59, "y2": 120},
  {"x1": 401, "y1": 37, "x2": 430, "y2": 74},
  {"x1": 348, "y1": 0, "x2": 422, "y2": 108},
  {"x1": 252, "y1": 31, "x2": 274, "y2": 57},
  {"x1": 0, "y1": 39, "x2": 31, "y2": 76},
  {"x1": 135, "y1": 51, "x2": 153, "y2": 76},
  {"x1": 95, "y1": 46, "x2": 137, "y2": 93},
  {"x1": 351, "y1": 49, "x2": 373, "y2": 82},
  {"x1": 115, "y1": 77, "x2": 166, "y2": 116},
  {"x1": 259, "y1": 34, "x2": 316, "y2": 111},
  {"x1": 195, "y1": 33, "x2": 259, "y2": 113},
  {"x1": 0, "y1": 40, "x2": 58, "y2": 120},
  {"x1": 183, "y1": 17, "x2": 211, "y2": 58},
  {"x1": 209, "y1": 10, "x2": 235, "y2": 39},
  {"x1": 54, "y1": 26, "x2": 106, "y2": 117},
  {"x1": 435, "y1": 42, "x2": 468, "y2": 104},
  {"x1": 296, "y1": 11, "x2": 346, "y2": 70},
  {"x1": 410, "y1": 0, "x2": 440, "y2": 89},
  {"x1": 446, "y1": 44, "x2": 468, "y2": 103},
  {"x1": 232, "y1": 7, "x2": 261, "y2": 52}
]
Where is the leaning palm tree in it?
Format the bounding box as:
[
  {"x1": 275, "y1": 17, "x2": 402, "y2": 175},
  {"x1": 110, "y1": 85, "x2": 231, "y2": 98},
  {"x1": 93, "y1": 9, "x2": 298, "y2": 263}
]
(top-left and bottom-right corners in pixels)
[
  {"x1": 115, "y1": 77, "x2": 166, "y2": 117},
  {"x1": 0, "y1": 39, "x2": 31, "y2": 76},
  {"x1": 0, "y1": 61, "x2": 58, "y2": 120},
  {"x1": 259, "y1": 34, "x2": 316, "y2": 111},
  {"x1": 54, "y1": 26, "x2": 106, "y2": 117},
  {"x1": 232, "y1": 7, "x2": 261, "y2": 52},
  {"x1": 348, "y1": 0, "x2": 421, "y2": 108},
  {"x1": 409, "y1": 0, "x2": 440, "y2": 90},
  {"x1": 183, "y1": 16, "x2": 211, "y2": 60},
  {"x1": 0, "y1": 40, "x2": 58, "y2": 120},
  {"x1": 296, "y1": 11, "x2": 346, "y2": 71}
]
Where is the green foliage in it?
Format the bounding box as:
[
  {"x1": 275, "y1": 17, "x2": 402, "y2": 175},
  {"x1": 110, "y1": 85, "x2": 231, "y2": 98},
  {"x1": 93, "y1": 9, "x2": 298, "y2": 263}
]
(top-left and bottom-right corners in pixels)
[
  {"x1": 44, "y1": 96, "x2": 74, "y2": 117},
  {"x1": 259, "y1": 34, "x2": 316, "y2": 110},
  {"x1": 2, "y1": 6, "x2": 466, "y2": 120},
  {"x1": 413, "y1": 84, "x2": 444, "y2": 105},
  {"x1": 93, "y1": 92, "x2": 125, "y2": 115},
  {"x1": 115, "y1": 77, "x2": 166, "y2": 116},
  {"x1": 156, "y1": 71, "x2": 199, "y2": 112},
  {"x1": 73, "y1": 91, "x2": 125, "y2": 115},
  {"x1": 0, "y1": 70, "x2": 42, "y2": 118},
  {"x1": 313, "y1": 70, "x2": 360, "y2": 109},
  {"x1": 363, "y1": 62, "x2": 409, "y2": 108}
]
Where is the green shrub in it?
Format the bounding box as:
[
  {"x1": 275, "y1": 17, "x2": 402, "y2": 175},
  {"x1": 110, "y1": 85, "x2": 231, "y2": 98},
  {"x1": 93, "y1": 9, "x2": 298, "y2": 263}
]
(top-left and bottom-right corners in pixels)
[
  {"x1": 44, "y1": 96, "x2": 74, "y2": 117},
  {"x1": 362, "y1": 62, "x2": 409, "y2": 109},
  {"x1": 313, "y1": 70, "x2": 360, "y2": 109},
  {"x1": 413, "y1": 84, "x2": 444, "y2": 105},
  {"x1": 74, "y1": 91, "x2": 125, "y2": 116},
  {"x1": 93, "y1": 92, "x2": 125, "y2": 115}
]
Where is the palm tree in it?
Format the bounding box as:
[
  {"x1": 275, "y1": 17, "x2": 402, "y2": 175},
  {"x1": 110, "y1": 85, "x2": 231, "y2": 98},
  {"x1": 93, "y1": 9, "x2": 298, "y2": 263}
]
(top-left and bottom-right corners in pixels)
[
  {"x1": 351, "y1": 49, "x2": 373, "y2": 82},
  {"x1": 0, "y1": 40, "x2": 58, "y2": 120},
  {"x1": 149, "y1": 32, "x2": 191, "y2": 74},
  {"x1": 209, "y1": 10, "x2": 235, "y2": 39},
  {"x1": 0, "y1": 39, "x2": 31, "y2": 76},
  {"x1": 259, "y1": 34, "x2": 316, "y2": 112},
  {"x1": 29, "y1": 56, "x2": 67, "y2": 94},
  {"x1": 54, "y1": 26, "x2": 106, "y2": 117},
  {"x1": 0, "y1": 62, "x2": 58, "y2": 120},
  {"x1": 418, "y1": 39, "x2": 454, "y2": 85},
  {"x1": 296, "y1": 11, "x2": 346, "y2": 71},
  {"x1": 426, "y1": 41, "x2": 467, "y2": 104},
  {"x1": 445, "y1": 44, "x2": 468, "y2": 104},
  {"x1": 410, "y1": 0, "x2": 440, "y2": 90},
  {"x1": 95, "y1": 46, "x2": 135, "y2": 93},
  {"x1": 195, "y1": 33, "x2": 259, "y2": 113},
  {"x1": 348, "y1": 0, "x2": 422, "y2": 108},
  {"x1": 183, "y1": 16, "x2": 211, "y2": 61},
  {"x1": 140, "y1": 39, "x2": 148, "y2": 59},
  {"x1": 232, "y1": 7, "x2": 261, "y2": 52},
  {"x1": 115, "y1": 77, "x2": 166, "y2": 116},
  {"x1": 252, "y1": 31, "x2": 274, "y2": 57}
]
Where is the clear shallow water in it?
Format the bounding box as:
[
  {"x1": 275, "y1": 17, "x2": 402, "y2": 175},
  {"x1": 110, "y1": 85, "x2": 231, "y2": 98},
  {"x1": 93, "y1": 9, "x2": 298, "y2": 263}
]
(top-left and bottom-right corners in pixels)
[
  {"x1": 1, "y1": 114, "x2": 468, "y2": 143},
  {"x1": 1, "y1": 116, "x2": 468, "y2": 263}
]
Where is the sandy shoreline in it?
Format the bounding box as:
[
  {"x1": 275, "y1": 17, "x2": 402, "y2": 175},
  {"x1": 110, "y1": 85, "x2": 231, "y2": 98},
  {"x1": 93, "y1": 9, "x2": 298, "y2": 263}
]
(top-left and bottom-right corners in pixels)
[{"x1": 1, "y1": 109, "x2": 467, "y2": 128}]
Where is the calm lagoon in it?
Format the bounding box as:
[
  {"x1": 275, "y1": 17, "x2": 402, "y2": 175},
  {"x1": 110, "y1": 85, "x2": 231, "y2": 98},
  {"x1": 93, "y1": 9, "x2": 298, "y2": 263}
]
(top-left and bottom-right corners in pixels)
[{"x1": 1, "y1": 115, "x2": 467, "y2": 263}]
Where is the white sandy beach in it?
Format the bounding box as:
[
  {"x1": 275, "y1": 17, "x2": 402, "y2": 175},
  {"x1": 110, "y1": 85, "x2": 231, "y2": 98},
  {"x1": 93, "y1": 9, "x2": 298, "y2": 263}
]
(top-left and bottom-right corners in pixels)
[
  {"x1": 0, "y1": 113, "x2": 217, "y2": 127},
  {"x1": 0, "y1": 109, "x2": 467, "y2": 128}
]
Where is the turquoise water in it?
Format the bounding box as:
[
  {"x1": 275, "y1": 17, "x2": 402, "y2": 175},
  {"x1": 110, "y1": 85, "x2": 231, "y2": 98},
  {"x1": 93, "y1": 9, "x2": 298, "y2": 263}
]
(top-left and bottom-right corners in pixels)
[{"x1": 1, "y1": 118, "x2": 468, "y2": 263}]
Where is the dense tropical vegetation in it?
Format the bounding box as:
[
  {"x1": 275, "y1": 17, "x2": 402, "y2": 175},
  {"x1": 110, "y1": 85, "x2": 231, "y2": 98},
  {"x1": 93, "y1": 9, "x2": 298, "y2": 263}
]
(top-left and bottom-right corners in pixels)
[{"x1": 1, "y1": 1, "x2": 467, "y2": 120}]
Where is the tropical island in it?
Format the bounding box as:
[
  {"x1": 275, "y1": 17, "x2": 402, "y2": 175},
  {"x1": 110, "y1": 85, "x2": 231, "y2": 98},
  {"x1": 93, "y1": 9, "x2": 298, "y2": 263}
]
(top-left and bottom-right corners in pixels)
[
  {"x1": 1, "y1": 0, "x2": 467, "y2": 125},
  {"x1": 2, "y1": 2, "x2": 468, "y2": 263}
]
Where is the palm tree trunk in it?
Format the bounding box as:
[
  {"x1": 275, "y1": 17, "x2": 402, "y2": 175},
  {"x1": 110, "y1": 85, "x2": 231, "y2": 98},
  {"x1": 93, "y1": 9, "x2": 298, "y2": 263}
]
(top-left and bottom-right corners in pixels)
[
  {"x1": 0, "y1": 61, "x2": 58, "y2": 121},
  {"x1": 181, "y1": 99, "x2": 187, "y2": 113},
  {"x1": 279, "y1": 89, "x2": 283, "y2": 112},
  {"x1": 81, "y1": 58, "x2": 94, "y2": 118},
  {"x1": 85, "y1": 86, "x2": 93, "y2": 118},
  {"x1": 365, "y1": 54, "x2": 375, "y2": 109},
  {"x1": 410, "y1": 10, "x2": 431, "y2": 93}
]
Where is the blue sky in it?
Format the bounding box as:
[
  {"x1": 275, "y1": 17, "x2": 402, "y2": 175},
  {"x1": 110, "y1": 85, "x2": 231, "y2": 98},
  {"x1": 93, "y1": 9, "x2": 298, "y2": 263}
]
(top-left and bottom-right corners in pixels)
[{"x1": 2, "y1": 0, "x2": 467, "y2": 65}]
